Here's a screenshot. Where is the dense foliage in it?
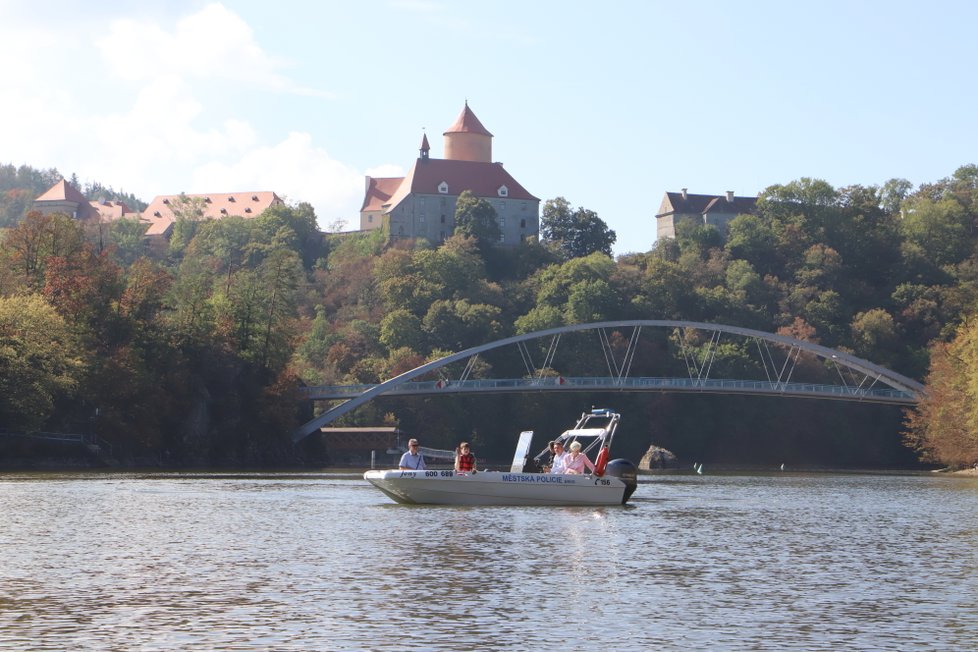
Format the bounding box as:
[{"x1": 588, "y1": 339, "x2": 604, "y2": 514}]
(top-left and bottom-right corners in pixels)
[{"x1": 2, "y1": 163, "x2": 978, "y2": 468}]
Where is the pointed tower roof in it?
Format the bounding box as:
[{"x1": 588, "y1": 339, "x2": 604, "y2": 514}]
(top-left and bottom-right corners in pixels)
[
  {"x1": 36, "y1": 178, "x2": 89, "y2": 203},
  {"x1": 443, "y1": 102, "x2": 493, "y2": 137},
  {"x1": 420, "y1": 132, "x2": 430, "y2": 159}
]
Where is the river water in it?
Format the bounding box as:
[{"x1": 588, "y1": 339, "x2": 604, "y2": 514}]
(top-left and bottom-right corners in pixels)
[{"x1": 1, "y1": 470, "x2": 976, "y2": 651}]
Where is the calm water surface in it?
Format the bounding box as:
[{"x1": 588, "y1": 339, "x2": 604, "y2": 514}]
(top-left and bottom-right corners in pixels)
[{"x1": 1, "y1": 470, "x2": 976, "y2": 651}]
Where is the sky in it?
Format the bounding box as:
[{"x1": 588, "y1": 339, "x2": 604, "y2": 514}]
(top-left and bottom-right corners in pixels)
[{"x1": 2, "y1": 0, "x2": 977, "y2": 255}]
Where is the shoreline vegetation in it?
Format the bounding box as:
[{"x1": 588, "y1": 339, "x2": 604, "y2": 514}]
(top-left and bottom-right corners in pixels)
[{"x1": 3, "y1": 165, "x2": 978, "y2": 469}]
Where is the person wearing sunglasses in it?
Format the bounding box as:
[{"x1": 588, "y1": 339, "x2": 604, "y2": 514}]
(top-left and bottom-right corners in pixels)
[{"x1": 399, "y1": 438, "x2": 426, "y2": 470}]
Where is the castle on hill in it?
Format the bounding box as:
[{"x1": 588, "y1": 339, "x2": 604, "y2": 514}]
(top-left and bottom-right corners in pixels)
[{"x1": 360, "y1": 103, "x2": 540, "y2": 246}]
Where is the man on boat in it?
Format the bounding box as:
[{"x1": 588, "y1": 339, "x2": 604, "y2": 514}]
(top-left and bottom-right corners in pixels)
[
  {"x1": 399, "y1": 439, "x2": 426, "y2": 470},
  {"x1": 549, "y1": 441, "x2": 568, "y2": 474}
]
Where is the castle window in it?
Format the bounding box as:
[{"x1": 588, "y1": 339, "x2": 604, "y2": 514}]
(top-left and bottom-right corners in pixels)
[
  {"x1": 252, "y1": 195, "x2": 259, "y2": 201},
  {"x1": 153, "y1": 211, "x2": 161, "y2": 217},
  {"x1": 438, "y1": 182, "x2": 449, "y2": 194},
  {"x1": 497, "y1": 185, "x2": 509, "y2": 197},
  {"x1": 520, "y1": 218, "x2": 526, "y2": 228},
  {"x1": 162, "y1": 198, "x2": 170, "y2": 204},
  {"x1": 368, "y1": 215, "x2": 373, "y2": 223},
  {"x1": 228, "y1": 196, "x2": 235, "y2": 202},
  {"x1": 440, "y1": 214, "x2": 446, "y2": 224},
  {"x1": 220, "y1": 208, "x2": 227, "y2": 214},
  {"x1": 245, "y1": 208, "x2": 252, "y2": 213}
]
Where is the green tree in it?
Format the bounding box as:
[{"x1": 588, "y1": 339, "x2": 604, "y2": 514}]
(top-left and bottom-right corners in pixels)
[
  {"x1": 380, "y1": 309, "x2": 425, "y2": 352},
  {"x1": 850, "y1": 308, "x2": 900, "y2": 366},
  {"x1": 0, "y1": 294, "x2": 86, "y2": 430},
  {"x1": 541, "y1": 197, "x2": 617, "y2": 259},
  {"x1": 900, "y1": 196, "x2": 973, "y2": 267},
  {"x1": 107, "y1": 217, "x2": 151, "y2": 266},
  {"x1": 454, "y1": 190, "x2": 501, "y2": 246}
]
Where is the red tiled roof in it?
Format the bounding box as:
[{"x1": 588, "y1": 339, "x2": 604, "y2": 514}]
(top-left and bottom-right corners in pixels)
[
  {"x1": 141, "y1": 191, "x2": 284, "y2": 236},
  {"x1": 361, "y1": 177, "x2": 404, "y2": 212},
  {"x1": 35, "y1": 179, "x2": 89, "y2": 204},
  {"x1": 90, "y1": 200, "x2": 133, "y2": 221},
  {"x1": 385, "y1": 158, "x2": 537, "y2": 213},
  {"x1": 33, "y1": 179, "x2": 132, "y2": 221},
  {"x1": 443, "y1": 103, "x2": 493, "y2": 137}
]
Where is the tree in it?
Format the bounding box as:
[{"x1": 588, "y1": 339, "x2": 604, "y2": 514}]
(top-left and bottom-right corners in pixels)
[
  {"x1": 904, "y1": 317, "x2": 978, "y2": 468},
  {"x1": 379, "y1": 309, "x2": 425, "y2": 352},
  {"x1": 725, "y1": 214, "x2": 778, "y2": 274},
  {"x1": 453, "y1": 190, "x2": 501, "y2": 246},
  {"x1": 899, "y1": 196, "x2": 974, "y2": 267},
  {"x1": 2, "y1": 210, "x2": 86, "y2": 289},
  {"x1": 107, "y1": 217, "x2": 152, "y2": 266},
  {"x1": 541, "y1": 197, "x2": 616, "y2": 258},
  {"x1": 850, "y1": 308, "x2": 900, "y2": 366},
  {"x1": 881, "y1": 178, "x2": 913, "y2": 215},
  {"x1": 0, "y1": 294, "x2": 86, "y2": 430}
]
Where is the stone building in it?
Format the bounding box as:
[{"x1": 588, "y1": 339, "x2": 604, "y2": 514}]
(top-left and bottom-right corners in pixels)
[
  {"x1": 360, "y1": 103, "x2": 539, "y2": 246},
  {"x1": 655, "y1": 189, "x2": 758, "y2": 240}
]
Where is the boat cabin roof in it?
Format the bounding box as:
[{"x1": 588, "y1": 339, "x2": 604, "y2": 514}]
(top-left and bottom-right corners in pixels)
[{"x1": 559, "y1": 428, "x2": 608, "y2": 439}]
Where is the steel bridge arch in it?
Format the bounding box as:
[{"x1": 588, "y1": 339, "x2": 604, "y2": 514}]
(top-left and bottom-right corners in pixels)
[{"x1": 293, "y1": 319, "x2": 926, "y2": 442}]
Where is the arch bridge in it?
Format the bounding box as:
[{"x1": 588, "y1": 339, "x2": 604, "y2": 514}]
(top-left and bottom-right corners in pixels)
[{"x1": 294, "y1": 320, "x2": 926, "y2": 442}]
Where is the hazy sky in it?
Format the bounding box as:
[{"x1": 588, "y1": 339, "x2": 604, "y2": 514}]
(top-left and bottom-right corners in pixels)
[{"x1": 2, "y1": 1, "x2": 976, "y2": 254}]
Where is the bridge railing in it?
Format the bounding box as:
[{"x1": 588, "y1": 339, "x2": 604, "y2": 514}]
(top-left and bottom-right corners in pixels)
[{"x1": 300, "y1": 376, "x2": 917, "y2": 404}]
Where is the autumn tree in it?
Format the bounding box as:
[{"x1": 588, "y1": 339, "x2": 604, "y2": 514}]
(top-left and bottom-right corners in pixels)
[
  {"x1": 904, "y1": 316, "x2": 978, "y2": 468},
  {"x1": 2, "y1": 210, "x2": 86, "y2": 289}
]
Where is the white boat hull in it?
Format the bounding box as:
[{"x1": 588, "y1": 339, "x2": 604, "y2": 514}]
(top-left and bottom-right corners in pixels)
[{"x1": 363, "y1": 469, "x2": 628, "y2": 506}]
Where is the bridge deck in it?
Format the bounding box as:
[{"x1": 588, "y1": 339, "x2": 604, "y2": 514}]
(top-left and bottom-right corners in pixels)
[{"x1": 301, "y1": 376, "x2": 917, "y2": 405}]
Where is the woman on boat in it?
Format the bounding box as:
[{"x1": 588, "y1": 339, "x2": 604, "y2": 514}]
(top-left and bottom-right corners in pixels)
[
  {"x1": 454, "y1": 442, "x2": 477, "y2": 473},
  {"x1": 563, "y1": 440, "x2": 595, "y2": 474}
]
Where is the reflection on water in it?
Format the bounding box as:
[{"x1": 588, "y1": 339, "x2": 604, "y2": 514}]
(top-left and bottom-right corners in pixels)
[{"x1": 1, "y1": 471, "x2": 976, "y2": 650}]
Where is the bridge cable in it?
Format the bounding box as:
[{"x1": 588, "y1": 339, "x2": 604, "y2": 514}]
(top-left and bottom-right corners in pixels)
[
  {"x1": 540, "y1": 334, "x2": 561, "y2": 377},
  {"x1": 517, "y1": 341, "x2": 536, "y2": 378},
  {"x1": 621, "y1": 326, "x2": 642, "y2": 382}
]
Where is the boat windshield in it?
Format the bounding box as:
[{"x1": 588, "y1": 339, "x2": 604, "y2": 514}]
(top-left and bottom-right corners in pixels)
[{"x1": 532, "y1": 409, "x2": 620, "y2": 463}]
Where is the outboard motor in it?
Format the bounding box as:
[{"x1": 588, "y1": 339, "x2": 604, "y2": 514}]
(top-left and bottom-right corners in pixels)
[{"x1": 604, "y1": 458, "x2": 638, "y2": 504}]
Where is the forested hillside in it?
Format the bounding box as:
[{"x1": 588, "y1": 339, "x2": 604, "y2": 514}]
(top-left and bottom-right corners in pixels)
[{"x1": 2, "y1": 164, "x2": 977, "y2": 469}]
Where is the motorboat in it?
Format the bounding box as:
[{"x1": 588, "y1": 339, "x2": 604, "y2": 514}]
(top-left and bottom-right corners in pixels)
[{"x1": 363, "y1": 408, "x2": 638, "y2": 506}]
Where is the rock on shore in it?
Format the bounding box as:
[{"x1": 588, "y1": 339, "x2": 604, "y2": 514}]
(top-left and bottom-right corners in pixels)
[{"x1": 640, "y1": 444, "x2": 679, "y2": 470}]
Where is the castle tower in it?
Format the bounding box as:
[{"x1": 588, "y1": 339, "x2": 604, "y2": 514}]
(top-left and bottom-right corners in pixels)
[{"x1": 443, "y1": 102, "x2": 493, "y2": 163}]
